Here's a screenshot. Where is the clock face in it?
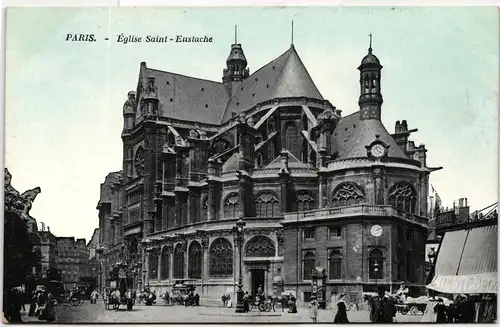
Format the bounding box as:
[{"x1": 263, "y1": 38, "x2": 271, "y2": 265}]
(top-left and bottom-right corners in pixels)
[
  {"x1": 371, "y1": 144, "x2": 385, "y2": 158},
  {"x1": 370, "y1": 224, "x2": 383, "y2": 237}
]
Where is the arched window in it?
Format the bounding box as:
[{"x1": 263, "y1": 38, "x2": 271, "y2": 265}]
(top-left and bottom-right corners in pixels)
[
  {"x1": 284, "y1": 123, "x2": 298, "y2": 157},
  {"x1": 148, "y1": 249, "x2": 159, "y2": 280},
  {"x1": 134, "y1": 147, "x2": 145, "y2": 177},
  {"x1": 296, "y1": 191, "x2": 315, "y2": 212},
  {"x1": 332, "y1": 183, "x2": 365, "y2": 207},
  {"x1": 303, "y1": 251, "x2": 315, "y2": 280},
  {"x1": 245, "y1": 236, "x2": 275, "y2": 257},
  {"x1": 256, "y1": 152, "x2": 263, "y2": 168},
  {"x1": 173, "y1": 244, "x2": 184, "y2": 279},
  {"x1": 267, "y1": 141, "x2": 275, "y2": 162},
  {"x1": 328, "y1": 249, "x2": 342, "y2": 279},
  {"x1": 268, "y1": 117, "x2": 276, "y2": 134},
  {"x1": 369, "y1": 249, "x2": 384, "y2": 279},
  {"x1": 188, "y1": 241, "x2": 203, "y2": 279},
  {"x1": 388, "y1": 182, "x2": 417, "y2": 214},
  {"x1": 209, "y1": 238, "x2": 233, "y2": 277},
  {"x1": 223, "y1": 193, "x2": 239, "y2": 219},
  {"x1": 160, "y1": 247, "x2": 170, "y2": 280},
  {"x1": 254, "y1": 191, "x2": 280, "y2": 218}
]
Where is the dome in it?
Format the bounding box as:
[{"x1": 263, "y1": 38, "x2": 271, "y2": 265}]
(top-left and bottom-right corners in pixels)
[{"x1": 360, "y1": 49, "x2": 380, "y2": 65}]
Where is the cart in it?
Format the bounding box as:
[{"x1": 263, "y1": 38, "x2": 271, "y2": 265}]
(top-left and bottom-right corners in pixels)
[
  {"x1": 395, "y1": 296, "x2": 428, "y2": 315},
  {"x1": 105, "y1": 272, "x2": 134, "y2": 311}
]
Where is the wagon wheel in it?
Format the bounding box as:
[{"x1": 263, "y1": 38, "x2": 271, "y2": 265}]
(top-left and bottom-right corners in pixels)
[
  {"x1": 258, "y1": 302, "x2": 265, "y2": 312},
  {"x1": 113, "y1": 303, "x2": 120, "y2": 310},
  {"x1": 263, "y1": 302, "x2": 272, "y2": 312},
  {"x1": 400, "y1": 306, "x2": 409, "y2": 315},
  {"x1": 70, "y1": 297, "x2": 81, "y2": 306},
  {"x1": 409, "y1": 305, "x2": 419, "y2": 315}
]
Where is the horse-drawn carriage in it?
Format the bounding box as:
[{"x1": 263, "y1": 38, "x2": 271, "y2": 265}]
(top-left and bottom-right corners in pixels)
[
  {"x1": 394, "y1": 295, "x2": 428, "y2": 315},
  {"x1": 105, "y1": 277, "x2": 134, "y2": 311}
]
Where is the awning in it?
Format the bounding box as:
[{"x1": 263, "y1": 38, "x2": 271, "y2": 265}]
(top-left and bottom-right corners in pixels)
[{"x1": 427, "y1": 225, "x2": 497, "y2": 294}]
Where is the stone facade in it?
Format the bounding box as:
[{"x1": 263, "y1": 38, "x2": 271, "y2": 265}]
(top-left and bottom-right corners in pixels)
[
  {"x1": 56, "y1": 237, "x2": 89, "y2": 288},
  {"x1": 97, "y1": 39, "x2": 438, "y2": 304},
  {"x1": 39, "y1": 230, "x2": 58, "y2": 276}
]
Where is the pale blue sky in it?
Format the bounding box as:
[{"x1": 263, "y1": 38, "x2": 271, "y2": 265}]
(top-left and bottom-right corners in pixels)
[{"x1": 5, "y1": 7, "x2": 498, "y2": 240}]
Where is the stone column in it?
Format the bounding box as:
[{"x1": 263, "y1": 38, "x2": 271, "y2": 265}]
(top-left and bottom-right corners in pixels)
[
  {"x1": 169, "y1": 247, "x2": 174, "y2": 281},
  {"x1": 182, "y1": 240, "x2": 188, "y2": 279},
  {"x1": 201, "y1": 236, "x2": 209, "y2": 292},
  {"x1": 144, "y1": 249, "x2": 150, "y2": 289},
  {"x1": 278, "y1": 171, "x2": 290, "y2": 213},
  {"x1": 207, "y1": 184, "x2": 214, "y2": 221},
  {"x1": 157, "y1": 249, "x2": 162, "y2": 280}
]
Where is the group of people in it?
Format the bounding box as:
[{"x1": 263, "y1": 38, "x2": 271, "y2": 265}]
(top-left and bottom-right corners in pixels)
[{"x1": 429, "y1": 293, "x2": 478, "y2": 323}]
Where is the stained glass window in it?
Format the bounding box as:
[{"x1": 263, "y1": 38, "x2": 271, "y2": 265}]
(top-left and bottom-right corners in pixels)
[
  {"x1": 223, "y1": 193, "x2": 239, "y2": 219},
  {"x1": 245, "y1": 236, "x2": 275, "y2": 257},
  {"x1": 388, "y1": 182, "x2": 417, "y2": 214},
  {"x1": 160, "y1": 247, "x2": 169, "y2": 280},
  {"x1": 296, "y1": 191, "x2": 315, "y2": 212},
  {"x1": 284, "y1": 123, "x2": 298, "y2": 157},
  {"x1": 255, "y1": 191, "x2": 280, "y2": 218},
  {"x1": 209, "y1": 238, "x2": 233, "y2": 277},
  {"x1": 148, "y1": 249, "x2": 158, "y2": 280},
  {"x1": 188, "y1": 241, "x2": 202, "y2": 279},
  {"x1": 332, "y1": 183, "x2": 365, "y2": 207},
  {"x1": 173, "y1": 244, "x2": 184, "y2": 279}
]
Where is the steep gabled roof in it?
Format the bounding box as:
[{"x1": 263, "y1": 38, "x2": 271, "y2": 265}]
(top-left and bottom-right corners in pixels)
[
  {"x1": 265, "y1": 150, "x2": 309, "y2": 169},
  {"x1": 222, "y1": 45, "x2": 324, "y2": 122},
  {"x1": 145, "y1": 68, "x2": 229, "y2": 125},
  {"x1": 332, "y1": 112, "x2": 407, "y2": 159}
]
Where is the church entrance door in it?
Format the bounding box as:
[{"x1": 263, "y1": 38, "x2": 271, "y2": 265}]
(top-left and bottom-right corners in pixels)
[{"x1": 251, "y1": 269, "x2": 265, "y2": 296}]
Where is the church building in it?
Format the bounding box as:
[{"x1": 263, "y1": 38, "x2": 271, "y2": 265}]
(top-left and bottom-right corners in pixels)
[{"x1": 97, "y1": 35, "x2": 440, "y2": 304}]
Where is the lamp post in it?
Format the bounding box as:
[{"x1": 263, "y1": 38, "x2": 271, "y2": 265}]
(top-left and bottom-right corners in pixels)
[
  {"x1": 373, "y1": 261, "x2": 380, "y2": 287},
  {"x1": 233, "y1": 218, "x2": 246, "y2": 313}
]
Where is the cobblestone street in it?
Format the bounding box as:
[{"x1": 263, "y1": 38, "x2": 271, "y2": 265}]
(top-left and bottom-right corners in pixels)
[{"x1": 22, "y1": 300, "x2": 426, "y2": 324}]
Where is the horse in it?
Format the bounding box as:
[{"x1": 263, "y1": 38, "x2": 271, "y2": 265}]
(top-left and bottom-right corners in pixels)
[
  {"x1": 110, "y1": 290, "x2": 121, "y2": 310},
  {"x1": 270, "y1": 294, "x2": 290, "y2": 312},
  {"x1": 90, "y1": 291, "x2": 99, "y2": 304}
]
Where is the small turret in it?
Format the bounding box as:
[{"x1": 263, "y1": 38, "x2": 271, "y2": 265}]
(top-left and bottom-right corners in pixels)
[
  {"x1": 223, "y1": 26, "x2": 250, "y2": 84},
  {"x1": 122, "y1": 91, "x2": 136, "y2": 132},
  {"x1": 358, "y1": 34, "x2": 383, "y2": 120}
]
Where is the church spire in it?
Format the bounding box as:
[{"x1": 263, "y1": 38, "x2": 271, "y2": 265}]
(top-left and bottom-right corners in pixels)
[
  {"x1": 223, "y1": 26, "x2": 249, "y2": 83},
  {"x1": 358, "y1": 34, "x2": 383, "y2": 120}
]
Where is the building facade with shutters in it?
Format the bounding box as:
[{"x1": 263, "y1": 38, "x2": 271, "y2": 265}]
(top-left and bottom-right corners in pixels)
[{"x1": 97, "y1": 38, "x2": 439, "y2": 303}]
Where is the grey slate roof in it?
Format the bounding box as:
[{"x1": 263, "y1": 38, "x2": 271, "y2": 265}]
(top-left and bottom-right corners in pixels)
[
  {"x1": 222, "y1": 45, "x2": 323, "y2": 122},
  {"x1": 142, "y1": 45, "x2": 323, "y2": 125},
  {"x1": 332, "y1": 112, "x2": 407, "y2": 159},
  {"x1": 145, "y1": 68, "x2": 229, "y2": 125}
]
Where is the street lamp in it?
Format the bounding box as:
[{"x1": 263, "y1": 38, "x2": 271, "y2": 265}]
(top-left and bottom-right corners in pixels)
[
  {"x1": 373, "y1": 261, "x2": 380, "y2": 286},
  {"x1": 427, "y1": 247, "x2": 437, "y2": 297},
  {"x1": 233, "y1": 218, "x2": 246, "y2": 313}
]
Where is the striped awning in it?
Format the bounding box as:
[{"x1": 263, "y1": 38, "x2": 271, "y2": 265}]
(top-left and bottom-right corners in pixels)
[{"x1": 427, "y1": 225, "x2": 497, "y2": 294}]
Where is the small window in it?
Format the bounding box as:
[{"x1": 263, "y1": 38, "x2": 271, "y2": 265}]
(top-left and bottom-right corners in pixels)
[
  {"x1": 201, "y1": 88, "x2": 205, "y2": 91},
  {"x1": 166, "y1": 81, "x2": 170, "y2": 85},
  {"x1": 304, "y1": 228, "x2": 316, "y2": 240},
  {"x1": 329, "y1": 227, "x2": 342, "y2": 238},
  {"x1": 205, "y1": 104, "x2": 208, "y2": 108}
]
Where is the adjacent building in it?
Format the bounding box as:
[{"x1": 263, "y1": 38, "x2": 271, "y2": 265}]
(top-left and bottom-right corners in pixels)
[
  {"x1": 56, "y1": 237, "x2": 89, "y2": 288},
  {"x1": 97, "y1": 38, "x2": 440, "y2": 303},
  {"x1": 39, "y1": 227, "x2": 59, "y2": 277}
]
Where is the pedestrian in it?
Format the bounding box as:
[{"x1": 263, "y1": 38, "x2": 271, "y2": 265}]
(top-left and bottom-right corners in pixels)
[
  {"x1": 334, "y1": 293, "x2": 349, "y2": 323},
  {"x1": 288, "y1": 296, "x2": 298, "y2": 313},
  {"x1": 369, "y1": 295, "x2": 381, "y2": 322},
  {"x1": 382, "y1": 293, "x2": 397, "y2": 323},
  {"x1": 309, "y1": 296, "x2": 319, "y2": 323},
  {"x1": 243, "y1": 291, "x2": 250, "y2": 312},
  {"x1": 226, "y1": 295, "x2": 233, "y2": 308},
  {"x1": 221, "y1": 294, "x2": 227, "y2": 307},
  {"x1": 433, "y1": 298, "x2": 448, "y2": 323}
]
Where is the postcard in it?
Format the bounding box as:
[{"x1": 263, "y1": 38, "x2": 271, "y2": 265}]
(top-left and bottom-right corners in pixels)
[{"x1": 3, "y1": 6, "x2": 498, "y2": 324}]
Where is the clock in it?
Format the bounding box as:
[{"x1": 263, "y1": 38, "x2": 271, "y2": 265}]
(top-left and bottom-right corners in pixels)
[
  {"x1": 371, "y1": 144, "x2": 385, "y2": 158},
  {"x1": 134, "y1": 147, "x2": 145, "y2": 176},
  {"x1": 370, "y1": 224, "x2": 383, "y2": 237}
]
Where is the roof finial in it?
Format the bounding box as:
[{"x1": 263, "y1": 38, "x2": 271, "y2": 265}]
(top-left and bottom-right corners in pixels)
[
  {"x1": 235, "y1": 25, "x2": 238, "y2": 44},
  {"x1": 369, "y1": 33, "x2": 373, "y2": 53},
  {"x1": 291, "y1": 20, "x2": 294, "y2": 46}
]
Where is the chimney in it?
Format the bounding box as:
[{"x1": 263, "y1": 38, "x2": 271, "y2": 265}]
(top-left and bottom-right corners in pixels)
[
  {"x1": 41, "y1": 222, "x2": 45, "y2": 232},
  {"x1": 465, "y1": 198, "x2": 468, "y2": 207},
  {"x1": 459, "y1": 198, "x2": 464, "y2": 207},
  {"x1": 47, "y1": 226, "x2": 50, "y2": 233},
  {"x1": 395, "y1": 121, "x2": 401, "y2": 133}
]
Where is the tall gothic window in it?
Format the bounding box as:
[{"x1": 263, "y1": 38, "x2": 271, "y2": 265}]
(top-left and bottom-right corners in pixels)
[
  {"x1": 369, "y1": 249, "x2": 384, "y2": 279},
  {"x1": 155, "y1": 212, "x2": 163, "y2": 232},
  {"x1": 303, "y1": 251, "x2": 315, "y2": 280},
  {"x1": 268, "y1": 117, "x2": 276, "y2": 134},
  {"x1": 209, "y1": 238, "x2": 233, "y2": 277},
  {"x1": 328, "y1": 249, "x2": 342, "y2": 280},
  {"x1": 245, "y1": 236, "x2": 275, "y2": 257},
  {"x1": 267, "y1": 141, "x2": 275, "y2": 163},
  {"x1": 284, "y1": 123, "x2": 298, "y2": 157},
  {"x1": 388, "y1": 182, "x2": 417, "y2": 214},
  {"x1": 223, "y1": 193, "x2": 239, "y2": 219},
  {"x1": 332, "y1": 183, "x2": 365, "y2": 207},
  {"x1": 254, "y1": 191, "x2": 280, "y2": 218},
  {"x1": 148, "y1": 249, "x2": 158, "y2": 280},
  {"x1": 160, "y1": 247, "x2": 170, "y2": 280},
  {"x1": 188, "y1": 241, "x2": 203, "y2": 279},
  {"x1": 296, "y1": 191, "x2": 315, "y2": 212},
  {"x1": 173, "y1": 244, "x2": 184, "y2": 279}
]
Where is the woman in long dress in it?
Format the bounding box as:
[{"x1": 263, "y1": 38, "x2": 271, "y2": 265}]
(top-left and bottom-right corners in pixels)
[
  {"x1": 334, "y1": 293, "x2": 349, "y2": 323},
  {"x1": 309, "y1": 296, "x2": 319, "y2": 323}
]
